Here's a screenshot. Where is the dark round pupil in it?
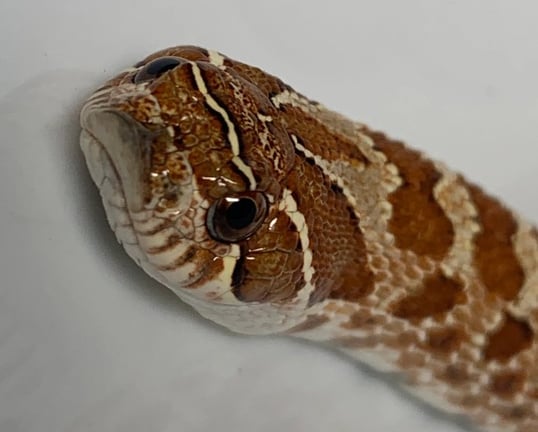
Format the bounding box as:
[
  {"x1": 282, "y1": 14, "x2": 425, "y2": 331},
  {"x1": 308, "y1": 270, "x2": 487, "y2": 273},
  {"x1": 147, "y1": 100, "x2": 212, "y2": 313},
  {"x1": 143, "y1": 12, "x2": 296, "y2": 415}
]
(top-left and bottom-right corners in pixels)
[{"x1": 225, "y1": 198, "x2": 257, "y2": 230}]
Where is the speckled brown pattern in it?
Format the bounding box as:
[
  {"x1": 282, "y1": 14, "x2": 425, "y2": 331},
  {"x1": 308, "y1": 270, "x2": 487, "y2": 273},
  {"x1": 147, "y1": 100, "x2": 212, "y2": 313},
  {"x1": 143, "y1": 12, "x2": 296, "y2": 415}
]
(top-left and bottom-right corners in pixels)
[{"x1": 80, "y1": 45, "x2": 538, "y2": 432}]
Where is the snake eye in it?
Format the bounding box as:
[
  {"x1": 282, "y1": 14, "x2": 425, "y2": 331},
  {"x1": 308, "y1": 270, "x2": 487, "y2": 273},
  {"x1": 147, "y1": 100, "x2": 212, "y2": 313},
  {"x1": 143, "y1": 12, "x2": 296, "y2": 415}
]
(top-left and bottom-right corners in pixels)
[
  {"x1": 207, "y1": 192, "x2": 268, "y2": 243},
  {"x1": 133, "y1": 56, "x2": 185, "y2": 83}
]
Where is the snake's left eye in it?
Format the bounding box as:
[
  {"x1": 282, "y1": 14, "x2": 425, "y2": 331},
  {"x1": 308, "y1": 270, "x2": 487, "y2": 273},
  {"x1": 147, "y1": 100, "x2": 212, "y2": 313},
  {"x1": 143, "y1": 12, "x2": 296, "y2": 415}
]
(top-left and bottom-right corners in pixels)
[
  {"x1": 133, "y1": 56, "x2": 184, "y2": 83},
  {"x1": 207, "y1": 192, "x2": 268, "y2": 243}
]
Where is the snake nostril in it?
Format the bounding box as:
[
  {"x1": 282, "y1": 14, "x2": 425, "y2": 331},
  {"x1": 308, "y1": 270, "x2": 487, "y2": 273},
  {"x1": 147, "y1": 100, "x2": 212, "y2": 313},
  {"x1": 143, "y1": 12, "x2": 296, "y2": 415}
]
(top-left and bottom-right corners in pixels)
[{"x1": 133, "y1": 56, "x2": 185, "y2": 83}]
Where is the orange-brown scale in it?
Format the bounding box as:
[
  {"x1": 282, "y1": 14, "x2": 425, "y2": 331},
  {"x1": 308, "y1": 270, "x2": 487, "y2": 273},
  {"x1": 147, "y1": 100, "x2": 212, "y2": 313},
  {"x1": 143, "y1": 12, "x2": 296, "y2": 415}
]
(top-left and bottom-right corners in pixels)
[
  {"x1": 364, "y1": 129, "x2": 455, "y2": 260},
  {"x1": 285, "y1": 157, "x2": 375, "y2": 303},
  {"x1": 467, "y1": 183, "x2": 526, "y2": 302},
  {"x1": 232, "y1": 207, "x2": 304, "y2": 302}
]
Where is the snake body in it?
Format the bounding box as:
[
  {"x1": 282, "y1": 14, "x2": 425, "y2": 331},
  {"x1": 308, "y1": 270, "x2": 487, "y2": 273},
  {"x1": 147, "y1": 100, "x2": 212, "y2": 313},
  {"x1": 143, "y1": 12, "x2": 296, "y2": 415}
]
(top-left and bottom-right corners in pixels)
[{"x1": 80, "y1": 46, "x2": 538, "y2": 431}]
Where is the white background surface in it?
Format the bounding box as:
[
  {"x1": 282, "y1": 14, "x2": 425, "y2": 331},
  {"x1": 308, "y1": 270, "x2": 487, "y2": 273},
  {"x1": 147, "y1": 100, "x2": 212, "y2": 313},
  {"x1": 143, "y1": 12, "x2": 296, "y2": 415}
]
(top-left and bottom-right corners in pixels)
[{"x1": 1, "y1": 1, "x2": 537, "y2": 431}]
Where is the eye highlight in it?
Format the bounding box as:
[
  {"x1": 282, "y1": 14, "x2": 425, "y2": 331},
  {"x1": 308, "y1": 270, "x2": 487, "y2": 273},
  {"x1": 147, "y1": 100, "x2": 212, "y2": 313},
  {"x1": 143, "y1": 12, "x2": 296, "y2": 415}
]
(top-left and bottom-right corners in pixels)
[
  {"x1": 207, "y1": 192, "x2": 268, "y2": 243},
  {"x1": 133, "y1": 56, "x2": 185, "y2": 83}
]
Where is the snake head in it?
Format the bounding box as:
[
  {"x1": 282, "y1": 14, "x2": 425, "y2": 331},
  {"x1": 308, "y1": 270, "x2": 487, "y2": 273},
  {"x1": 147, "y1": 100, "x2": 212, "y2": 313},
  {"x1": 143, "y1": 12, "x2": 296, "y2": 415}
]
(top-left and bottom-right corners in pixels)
[{"x1": 80, "y1": 46, "x2": 327, "y2": 334}]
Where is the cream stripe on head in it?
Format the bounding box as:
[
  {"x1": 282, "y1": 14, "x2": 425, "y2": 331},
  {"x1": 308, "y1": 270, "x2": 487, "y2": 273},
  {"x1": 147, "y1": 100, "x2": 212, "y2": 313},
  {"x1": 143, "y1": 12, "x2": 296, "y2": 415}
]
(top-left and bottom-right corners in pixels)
[
  {"x1": 189, "y1": 61, "x2": 257, "y2": 190},
  {"x1": 278, "y1": 188, "x2": 317, "y2": 307}
]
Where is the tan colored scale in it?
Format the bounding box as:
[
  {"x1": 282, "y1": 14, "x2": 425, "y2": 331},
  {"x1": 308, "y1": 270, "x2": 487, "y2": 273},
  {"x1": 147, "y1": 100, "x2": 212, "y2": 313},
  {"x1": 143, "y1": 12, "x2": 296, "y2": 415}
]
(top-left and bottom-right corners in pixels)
[{"x1": 80, "y1": 45, "x2": 538, "y2": 432}]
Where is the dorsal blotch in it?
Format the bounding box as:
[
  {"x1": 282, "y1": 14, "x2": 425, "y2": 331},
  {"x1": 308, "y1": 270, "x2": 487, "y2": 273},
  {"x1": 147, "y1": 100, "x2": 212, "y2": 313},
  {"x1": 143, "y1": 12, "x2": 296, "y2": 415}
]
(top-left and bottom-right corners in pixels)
[
  {"x1": 483, "y1": 313, "x2": 533, "y2": 362},
  {"x1": 364, "y1": 129, "x2": 454, "y2": 260},
  {"x1": 391, "y1": 271, "x2": 465, "y2": 320},
  {"x1": 467, "y1": 184, "x2": 525, "y2": 301}
]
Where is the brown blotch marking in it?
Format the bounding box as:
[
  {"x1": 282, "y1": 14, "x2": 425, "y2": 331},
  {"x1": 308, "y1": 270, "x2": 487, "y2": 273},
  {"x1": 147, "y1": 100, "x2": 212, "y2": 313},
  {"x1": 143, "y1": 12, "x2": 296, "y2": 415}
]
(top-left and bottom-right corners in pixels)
[
  {"x1": 483, "y1": 313, "x2": 533, "y2": 362},
  {"x1": 467, "y1": 184, "x2": 525, "y2": 301},
  {"x1": 391, "y1": 271, "x2": 465, "y2": 320},
  {"x1": 364, "y1": 129, "x2": 454, "y2": 259},
  {"x1": 286, "y1": 315, "x2": 329, "y2": 333},
  {"x1": 490, "y1": 371, "x2": 525, "y2": 398},
  {"x1": 426, "y1": 327, "x2": 465, "y2": 354}
]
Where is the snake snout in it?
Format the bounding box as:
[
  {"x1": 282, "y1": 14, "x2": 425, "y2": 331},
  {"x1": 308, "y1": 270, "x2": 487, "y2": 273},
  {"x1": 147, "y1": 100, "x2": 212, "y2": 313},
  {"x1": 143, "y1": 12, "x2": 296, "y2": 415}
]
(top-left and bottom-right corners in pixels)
[{"x1": 81, "y1": 108, "x2": 150, "y2": 213}]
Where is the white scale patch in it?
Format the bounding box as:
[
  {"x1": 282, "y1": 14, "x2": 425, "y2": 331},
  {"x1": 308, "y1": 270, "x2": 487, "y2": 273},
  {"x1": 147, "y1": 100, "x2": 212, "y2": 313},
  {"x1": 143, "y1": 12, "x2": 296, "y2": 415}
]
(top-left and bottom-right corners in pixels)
[
  {"x1": 432, "y1": 162, "x2": 480, "y2": 272},
  {"x1": 190, "y1": 62, "x2": 257, "y2": 190},
  {"x1": 278, "y1": 188, "x2": 316, "y2": 306},
  {"x1": 271, "y1": 89, "x2": 323, "y2": 112},
  {"x1": 509, "y1": 220, "x2": 538, "y2": 324},
  {"x1": 208, "y1": 50, "x2": 226, "y2": 68}
]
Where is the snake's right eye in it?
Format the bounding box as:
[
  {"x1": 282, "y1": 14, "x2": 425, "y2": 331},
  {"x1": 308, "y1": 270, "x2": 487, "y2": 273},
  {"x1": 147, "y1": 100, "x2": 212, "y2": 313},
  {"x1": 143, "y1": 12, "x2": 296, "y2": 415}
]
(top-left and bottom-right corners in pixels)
[
  {"x1": 206, "y1": 192, "x2": 268, "y2": 243},
  {"x1": 133, "y1": 56, "x2": 185, "y2": 83}
]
